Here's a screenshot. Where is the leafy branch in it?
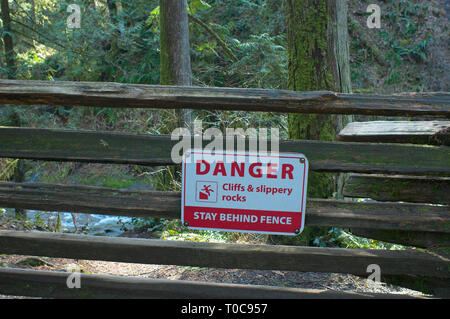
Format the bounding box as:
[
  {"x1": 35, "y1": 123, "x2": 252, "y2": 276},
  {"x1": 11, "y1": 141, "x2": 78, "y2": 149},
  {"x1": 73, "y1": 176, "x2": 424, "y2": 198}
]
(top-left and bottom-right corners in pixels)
[{"x1": 188, "y1": 13, "x2": 238, "y2": 62}]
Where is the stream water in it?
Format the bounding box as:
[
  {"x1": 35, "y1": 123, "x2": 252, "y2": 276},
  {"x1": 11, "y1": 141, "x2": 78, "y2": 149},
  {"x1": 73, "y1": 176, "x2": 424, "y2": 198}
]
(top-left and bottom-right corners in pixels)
[
  {"x1": 5, "y1": 208, "x2": 133, "y2": 237},
  {"x1": 7, "y1": 169, "x2": 145, "y2": 236}
]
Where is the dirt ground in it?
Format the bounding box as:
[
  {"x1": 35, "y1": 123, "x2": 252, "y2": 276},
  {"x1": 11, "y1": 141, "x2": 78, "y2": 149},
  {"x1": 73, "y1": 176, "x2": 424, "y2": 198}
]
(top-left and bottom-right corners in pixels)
[
  {"x1": 0, "y1": 217, "x2": 429, "y2": 299},
  {"x1": 0, "y1": 252, "x2": 427, "y2": 299}
]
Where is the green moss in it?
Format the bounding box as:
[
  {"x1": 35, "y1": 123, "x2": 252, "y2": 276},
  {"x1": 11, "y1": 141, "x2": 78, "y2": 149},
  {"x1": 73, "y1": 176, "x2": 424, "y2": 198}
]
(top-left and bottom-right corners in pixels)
[
  {"x1": 286, "y1": 0, "x2": 337, "y2": 200},
  {"x1": 285, "y1": 0, "x2": 339, "y2": 244},
  {"x1": 287, "y1": 0, "x2": 333, "y2": 92},
  {"x1": 35, "y1": 163, "x2": 72, "y2": 184},
  {"x1": 159, "y1": 2, "x2": 176, "y2": 86},
  {"x1": 17, "y1": 257, "x2": 47, "y2": 267},
  {"x1": 99, "y1": 177, "x2": 133, "y2": 189}
]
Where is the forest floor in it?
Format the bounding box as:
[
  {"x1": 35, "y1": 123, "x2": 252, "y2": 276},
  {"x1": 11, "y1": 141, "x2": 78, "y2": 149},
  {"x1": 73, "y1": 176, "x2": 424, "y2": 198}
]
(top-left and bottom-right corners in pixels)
[
  {"x1": 0, "y1": 253, "x2": 426, "y2": 299},
  {"x1": 0, "y1": 221, "x2": 427, "y2": 299}
]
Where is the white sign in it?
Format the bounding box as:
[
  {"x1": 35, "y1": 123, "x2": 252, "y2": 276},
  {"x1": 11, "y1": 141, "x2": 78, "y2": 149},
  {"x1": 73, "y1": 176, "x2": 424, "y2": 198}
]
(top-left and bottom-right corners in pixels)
[{"x1": 181, "y1": 149, "x2": 309, "y2": 235}]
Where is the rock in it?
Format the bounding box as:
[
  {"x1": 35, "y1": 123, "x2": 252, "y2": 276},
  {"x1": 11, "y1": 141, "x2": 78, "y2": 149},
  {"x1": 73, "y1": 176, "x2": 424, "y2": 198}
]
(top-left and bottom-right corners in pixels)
[{"x1": 93, "y1": 232, "x2": 107, "y2": 236}]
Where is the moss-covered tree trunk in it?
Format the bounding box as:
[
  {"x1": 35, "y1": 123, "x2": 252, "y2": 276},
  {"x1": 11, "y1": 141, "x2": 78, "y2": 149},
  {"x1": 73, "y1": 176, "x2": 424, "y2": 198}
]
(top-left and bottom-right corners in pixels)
[
  {"x1": 158, "y1": 0, "x2": 193, "y2": 193},
  {"x1": 160, "y1": 0, "x2": 193, "y2": 130},
  {"x1": 285, "y1": 0, "x2": 351, "y2": 244}
]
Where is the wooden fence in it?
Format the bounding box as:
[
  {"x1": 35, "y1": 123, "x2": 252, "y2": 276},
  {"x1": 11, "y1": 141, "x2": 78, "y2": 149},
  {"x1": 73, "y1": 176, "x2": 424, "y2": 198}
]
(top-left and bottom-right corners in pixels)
[{"x1": 0, "y1": 79, "x2": 449, "y2": 298}]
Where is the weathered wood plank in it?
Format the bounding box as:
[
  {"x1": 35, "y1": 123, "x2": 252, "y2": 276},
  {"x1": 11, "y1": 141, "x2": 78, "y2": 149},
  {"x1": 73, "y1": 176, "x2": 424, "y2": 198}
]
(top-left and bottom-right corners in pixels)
[
  {"x1": 306, "y1": 198, "x2": 450, "y2": 233},
  {"x1": 0, "y1": 182, "x2": 448, "y2": 233},
  {"x1": 348, "y1": 229, "x2": 450, "y2": 297},
  {"x1": 1, "y1": 127, "x2": 449, "y2": 175},
  {"x1": 0, "y1": 80, "x2": 449, "y2": 117},
  {"x1": 381, "y1": 274, "x2": 449, "y2": 298},
  {"x1": 338, "y1": 121, "x2": 450, "y2": 145},
  {"x1": 344, "y1": 174, "x2": 450, "y2": 205},
  {"x1": 0, "y1": 182, "x2": 181, "y2": 220},
  {"x1": 0, "y1": 230, "x2": 448, "y2": 278},
  {"x1": 0, "y1": 268, "x2": 426, "y2": 299}
]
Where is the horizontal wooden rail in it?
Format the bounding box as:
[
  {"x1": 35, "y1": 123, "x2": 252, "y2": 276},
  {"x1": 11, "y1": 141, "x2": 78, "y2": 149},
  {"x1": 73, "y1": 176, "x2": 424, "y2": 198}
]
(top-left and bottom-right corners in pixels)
[
  {"x1": 338, "y1": 121, "x2": 450, "y2": 145},
  {"x1": 0, "y1": 268, "x2": 425, "y2": 299},
  {"x1": 343, "y1": 174, "x2": 450, "y2": 205},
  {"x1": 0, "y1": 182, "x2": 448, "y2": 233},
  {"x1": 0, "y1": 80, "x2": 449, "y2": 117},
  {"x1": 1, "y1": 128, "x2": 449, "y2": 175},
  {"x1": 0, "y1": 230, "x2": 448, "y2": 278}
]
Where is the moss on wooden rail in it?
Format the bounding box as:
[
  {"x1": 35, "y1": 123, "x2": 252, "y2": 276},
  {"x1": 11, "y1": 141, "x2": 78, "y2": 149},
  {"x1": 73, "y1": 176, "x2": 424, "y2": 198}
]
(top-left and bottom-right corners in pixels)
[
  {"x1": 1, "y1": 127, "x2": 449, "y2": 175},
  {"x1": 0, "y1": 182, "x2": 448, "y2": 233},
  {"x1": 344, "y1": 174, "x2": 450, "y2": 205}
]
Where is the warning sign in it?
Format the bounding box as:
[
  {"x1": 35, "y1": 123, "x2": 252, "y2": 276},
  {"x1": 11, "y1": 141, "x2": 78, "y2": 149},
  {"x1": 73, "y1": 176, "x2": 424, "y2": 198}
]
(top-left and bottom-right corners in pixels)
[{"x1": 181, "y1": 150, "x2": 309, "y2": 235}]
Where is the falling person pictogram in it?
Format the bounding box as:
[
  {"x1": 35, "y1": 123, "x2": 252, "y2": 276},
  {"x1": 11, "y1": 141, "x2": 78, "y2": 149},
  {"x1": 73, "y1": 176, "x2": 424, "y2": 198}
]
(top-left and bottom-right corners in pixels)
[{"x1": 199, "y1": 184, "x2": 214, "y2": 200}]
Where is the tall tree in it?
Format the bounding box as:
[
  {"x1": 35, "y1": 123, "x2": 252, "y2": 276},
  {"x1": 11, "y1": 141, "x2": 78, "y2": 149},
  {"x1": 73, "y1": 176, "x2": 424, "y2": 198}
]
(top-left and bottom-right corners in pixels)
[
  {"x1": 1, "y1": 0, "x2": 25, "y2": 218},
  {"x1": 1, "y1": 0, "x2": 16, "y2": 79},
  {"x1": 286, "y1": 0, "x2": 351, "y2": 244},
  {"x1": 159, "y1": 0, "x2": 192, "y2": 129},
  {"x1": 29, "y1": 0, "x2": 36, "y2": 25}
]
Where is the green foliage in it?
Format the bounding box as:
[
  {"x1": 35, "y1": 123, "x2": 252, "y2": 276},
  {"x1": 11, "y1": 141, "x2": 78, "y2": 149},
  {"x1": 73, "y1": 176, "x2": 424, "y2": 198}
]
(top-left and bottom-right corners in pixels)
[
  {"x1": 5, "y1": 0, "x2": 287, "y2": 90},
  {"x1": 312, "y1": 228, "x2": 407, "y2": 250},
  {"x1": 3, "y1": 0, "x2": 160, "y2": 82},
  {"x1": 226, "y1": 33, "x2": 287, "y2": 88},
  {"x1": 349, "y1": 0, "x2": 440, "y2": 93},
  {"x1": 0, "y1": 210, "x2": 61, "y2": 232},
  {"x1": 189, "y1": 0, "x2": 212, "y2": 14},
  {"x1": 159, "y1": 219, "x2": 262, "y2": 243},
  {"x1": 3, "y1": 0, "x2": 289, "y2": 142},
  {"x1": 0, "y1": 159, "x2": 19, "y2": 181},
  {"x1": 122, "y1": 217, "x2": 167, "y2": 233}
]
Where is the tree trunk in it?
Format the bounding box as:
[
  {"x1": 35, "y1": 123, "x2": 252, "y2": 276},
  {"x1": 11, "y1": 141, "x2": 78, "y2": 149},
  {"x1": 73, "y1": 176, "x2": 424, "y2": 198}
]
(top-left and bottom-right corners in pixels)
[
  {"x1": 106, "y1": 1, "x2": 118, "y2": 50},
  {"x1": 325, "y1": 0, "x2": 353, "y2": 199},
  {"x1": 85, "y1": 0, "x2": 96, "y2": 10},
  {"x1": 159, "y1": 0, "x2": 193, "y2": 130},
  {"x1": 1, "y1": 0, "x2": 25, "y2": 218},
  {"x1": 1, "y1": 0, "x2": 16, "y2": 79},
  {"x1": 285, "y1": 0, "x2": 351, "y2": 244},
  {"x1": 29, "y1": 0, "x2": 36, "y2": 24}
]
